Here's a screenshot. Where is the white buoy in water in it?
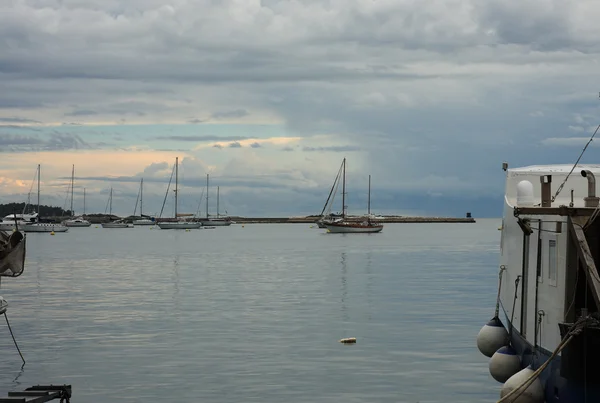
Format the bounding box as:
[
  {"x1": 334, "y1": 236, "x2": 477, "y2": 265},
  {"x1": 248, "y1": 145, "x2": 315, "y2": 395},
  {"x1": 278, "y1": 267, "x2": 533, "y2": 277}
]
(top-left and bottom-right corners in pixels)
[
  {"x1": 500, "y1": 365, "x2": 544, "y2": 403},
  {"x1": 489, "y1": 345, "x2": 521, "y2": 383},
  {"x1": 477, "y1": 316, "x2": 509, "y2": 357}
]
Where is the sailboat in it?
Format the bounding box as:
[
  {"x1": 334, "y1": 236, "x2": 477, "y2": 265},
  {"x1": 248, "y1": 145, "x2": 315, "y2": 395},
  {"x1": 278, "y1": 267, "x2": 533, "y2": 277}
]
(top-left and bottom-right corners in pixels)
[
  {"x1": 24, "y1": 165, "x2": 69, "y2": 233},
  {"x1": 132, "y1": 179, "x2": 154, "y2": 226},
  {"x1": 200, "y1": 175, "x2": 232, "y2": 227},
  {"x1": 317, "y1": 158, "x2": 346, "y2": 228},
  {"x1": 325, "y1": 166, "x2": 383, "y2": 234},
  {"x1": 64, "y1": 165, "x2": 91, "y2": 227},
  {"x1": 101, "y1": 188, "x2": 130, "y2": 228},
  {"x1": 157, "y1": 157, "x2": 201, "y2": 230}
]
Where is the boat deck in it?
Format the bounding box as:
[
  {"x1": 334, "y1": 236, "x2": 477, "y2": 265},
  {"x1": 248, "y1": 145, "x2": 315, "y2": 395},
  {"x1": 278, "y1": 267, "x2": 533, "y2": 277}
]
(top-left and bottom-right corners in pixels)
[{"x1": 0, "y1": 385, "x2": 71, "y2": 403}]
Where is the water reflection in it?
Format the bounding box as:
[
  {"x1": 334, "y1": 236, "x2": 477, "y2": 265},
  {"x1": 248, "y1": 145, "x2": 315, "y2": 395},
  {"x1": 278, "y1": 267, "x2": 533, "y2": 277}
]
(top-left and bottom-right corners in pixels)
[
  {"x1": 340, "y1": 252, "x2": 349, "y2": 322},
  {"x1": 11, "y1": 364, "x2": 24, "y2": 388},
  {"x1": 365, "y1": 251, "x2": 373, "y2": 321}
]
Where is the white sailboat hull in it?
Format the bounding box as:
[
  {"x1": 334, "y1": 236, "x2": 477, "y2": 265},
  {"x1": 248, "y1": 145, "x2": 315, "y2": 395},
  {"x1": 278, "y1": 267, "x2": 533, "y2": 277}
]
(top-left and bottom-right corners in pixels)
[
  {"x1": 102, "y1": 222, "x2": 131, "y2": 228},
  {"x1": 133, "y1": 219, "x2": 154, "y2": 226},
  {"x1": 157, "y1": 222, "x2": 201, "y2": 229},
  {"x1": 325, "y1": 223, "x2": 383, "y2": 233},
  {"x1": 0, "y1": 221, "x2": 28, "y2": 232},
  {"x1": 65, "y1": 222, "x2": 91, "y2": 227},
  {"x1": 200, "y1": 220, "x2": 231, "y2": 227},
  {"x1": 24, "y1": 223, "x2": 69, "y2": 233},
  {"x1": 65, "y1": 219, "x2": 91, "y2": 227}
]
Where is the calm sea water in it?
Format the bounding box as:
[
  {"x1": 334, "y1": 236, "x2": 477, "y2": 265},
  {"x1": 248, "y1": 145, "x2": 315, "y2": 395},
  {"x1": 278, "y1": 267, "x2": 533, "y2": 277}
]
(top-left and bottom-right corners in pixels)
[{"x1": 0, "y1": 220, "x2": 502, "y2": 403}]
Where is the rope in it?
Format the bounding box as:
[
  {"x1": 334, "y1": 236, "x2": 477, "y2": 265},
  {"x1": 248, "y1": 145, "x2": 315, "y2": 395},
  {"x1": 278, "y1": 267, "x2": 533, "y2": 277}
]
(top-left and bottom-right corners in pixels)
[
  {"x1": 494, "y1": 266, "x2": 506, "y2": 318},
  {"x1": 551, "y1": 123, "x2": 600, "y2": 202},
  {"x1": 508, "y1": 276, "x2": 521, "y2": 340},
  {"x1": 497, "y1": 314, "x2": 599, "y2": 403},
  {"x1": 4, "y1": 313, "x2": 25, "y2": 364}
]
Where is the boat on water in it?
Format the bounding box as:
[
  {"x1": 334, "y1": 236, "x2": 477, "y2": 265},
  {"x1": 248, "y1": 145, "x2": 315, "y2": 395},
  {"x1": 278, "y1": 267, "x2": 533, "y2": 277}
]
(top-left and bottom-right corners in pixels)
[
  {"x1": 101, "y1": 188, "x2": 131, "y2": 228},
  {"x1": 316, "y1": 159, "x2": 345, "y2": 228},
  {"x1": 132, "y1": 178, "x2": 155, "y2": 226},
  {"x1": 157, "y1": 157, "x2": 201, "y2": 230},
  {"x1": 64, "y1": 165, "x2": 91, "y2": 227},
  {"x1": 0, "y1": 212, "x2": 38, "y2": 232},
  {"x1": 24, "y1": 165, "x2": 68, "y2": 233},
  {"x1": 476, "y1": 162, "x2": 600, "y2": 402},
  {"x1": 200, "y1": 175, "x2": 232, "y2": 227},
  {"x1": 324, "y1": 161, "x2": 383, "y2": 234}
]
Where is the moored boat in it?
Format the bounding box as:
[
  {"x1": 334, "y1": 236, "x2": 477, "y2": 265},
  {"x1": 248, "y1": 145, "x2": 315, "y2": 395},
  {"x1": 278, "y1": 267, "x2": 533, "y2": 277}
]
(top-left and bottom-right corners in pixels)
[
  {"x1": 63, "y1": 165, "x2": 91, "y2": 227},
  {"x1": 157, "y1": 157, "x2": 201, "y2": 230},
  {"x1": 23, "y1": 165, "x2": 68, "y2": 233},
  {"x1": 324, "y1": 162, "x2": 383, "y2": 234},
  {"x1": 101, "y1": 188, "x2": 131, "y2": 229},
  {"x1": 200, "y1": 176, "x2": 232, "y2": 227},
  {"x1": 325, "y1": 220, "x2": 383, "y2": 233},
  {"x1": 476, "y1": 162, "x2": 600, "y2": 402}
]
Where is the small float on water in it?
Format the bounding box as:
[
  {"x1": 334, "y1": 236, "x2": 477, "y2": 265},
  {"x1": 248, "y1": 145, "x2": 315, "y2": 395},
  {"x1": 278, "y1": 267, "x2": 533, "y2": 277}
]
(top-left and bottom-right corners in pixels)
[{"x1": 477, "y1": 161, "x2": 600, "y2": 403}]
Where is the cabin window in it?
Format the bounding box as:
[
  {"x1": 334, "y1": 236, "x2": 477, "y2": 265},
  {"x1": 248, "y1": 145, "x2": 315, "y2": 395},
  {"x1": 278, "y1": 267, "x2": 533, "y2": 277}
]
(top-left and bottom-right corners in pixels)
[{"x1": 548, "y1": 239, "x2": 557, "y2": 286}]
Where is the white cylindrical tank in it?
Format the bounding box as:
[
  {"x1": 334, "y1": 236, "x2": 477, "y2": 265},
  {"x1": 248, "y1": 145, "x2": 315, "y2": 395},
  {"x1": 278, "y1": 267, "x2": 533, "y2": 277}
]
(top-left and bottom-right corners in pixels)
[
  {"x1": 500, "y1": 365, "x2": 544, "y2": 403},
  {"x1": 517, "y1": 180, "x2": 535, "y2": 207},
  {"x1": 489, "y1": 345, "x2": 521, "y2": 383},
  {"x1": 476, "y1": 317, "x2": 509, "y2": 357}
]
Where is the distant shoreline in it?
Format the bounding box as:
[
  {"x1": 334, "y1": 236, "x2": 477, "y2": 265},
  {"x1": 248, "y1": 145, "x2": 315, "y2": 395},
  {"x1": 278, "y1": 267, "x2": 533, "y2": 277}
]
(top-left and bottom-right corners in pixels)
[{"x1": 41, "y1": 215, "x2": 476, "y2": 224}]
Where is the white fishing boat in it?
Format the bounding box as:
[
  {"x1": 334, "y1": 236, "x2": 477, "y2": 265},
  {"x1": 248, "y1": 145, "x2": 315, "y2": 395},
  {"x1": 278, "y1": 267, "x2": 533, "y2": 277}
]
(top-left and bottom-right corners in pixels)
[
  {"x1": 158, "y1": 157, "x2": 201, "y2": 230},
  {"x1": 325, "y1": 164, "x2": 383, "y2": 234},
  {"x1": 64, "y1": 165, "x2": 91, "y2": 227},
  {"x1": 23, "y1": 165, "x2": 68, "y2": 233},
  {"x1": 476, "y1": 161, "x2": 600, "y2": 402},
  {"x1": 200, "y1": 175, "x2": 232, "y2": 226},
  {"x1": 101, "y1": 188, "x2": 131, "y2": 228},
  {"x1": 132, "y1": 178, "x2": 155, "y2": 226}
]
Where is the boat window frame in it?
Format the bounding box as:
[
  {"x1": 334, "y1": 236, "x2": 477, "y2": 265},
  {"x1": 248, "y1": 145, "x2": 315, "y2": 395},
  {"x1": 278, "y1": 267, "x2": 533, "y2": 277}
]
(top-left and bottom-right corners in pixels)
[{"x1": 547, "y1": 238, "x2": 558, "y2": 287}]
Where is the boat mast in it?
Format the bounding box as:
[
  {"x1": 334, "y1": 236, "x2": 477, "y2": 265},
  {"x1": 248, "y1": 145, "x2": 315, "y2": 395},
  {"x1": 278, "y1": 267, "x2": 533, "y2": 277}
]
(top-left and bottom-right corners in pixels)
[
  {"x1": 37, "y1": 164, "x2": 40, "y2": 217},
  {"x1": 109, "y1": 188, "x2": 113, "y2": 216},
  {"x1": 174, "y1": 157, "x2": 178, "y2": 219},
  {"x1": 83, "y1": 188, "x2": 86, "y2": 215},
  {"x1": 341, "y1": 158, "x2": 346, "y2": 217},
  {"x1": 217, "y1": 186, "x2": 220, "y2": 218},
  {"x1": 70, "y1": 164, "x2": 74, "y2": 217},
  {"x1": 368, "y1": 174, "x2": 371, "y2": 215},
  {"x1": 140, "y1": 178, "x2": 144, "y2": 216},
  {"x1": 206, "y1": 174, "x2": 209, "y2": 219}
]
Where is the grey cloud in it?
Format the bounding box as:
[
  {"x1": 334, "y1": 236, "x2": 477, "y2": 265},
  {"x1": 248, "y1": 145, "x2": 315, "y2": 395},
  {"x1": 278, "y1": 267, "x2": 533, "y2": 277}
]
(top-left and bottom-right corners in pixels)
[
  {"x1": 0, "y1": 132, "x2": 97, "y2": 152},
  {"x1": 156, "y1": 135, "x2": 249, "y2": 142},
  {"x1": 0, "y1": 117, "x2": 41, "y2": 123},
  {"x1": 250, "y1": 142, "x2": 261, "y2": 148},
  {"x1": 213, "y1": 144, "x2": 223, "y2": 149},
  {"x1": 211, "y1": 109, "x2": 249, "y2": 120},
  {"x1": 65, "y1": 109, "x2": 98, "y2": 116},
  {"x1": 302, "y1": 145, "x2": 361, "y2": 152},
  {"x1": 0, "y1": 134, "x2": 44, "y2": 146},
  {"x1": 282, "y1": 146, "x2": 294, "y2": 152},
  {"x1": 474, "y1": 1, "x2": 573, "y2": 51},
  {"x1": 188, "y1": 118, "x2": 205, "y2": 124},
  {"x1": 228, "y1": 141, "x2": 242, "y2": 148}
]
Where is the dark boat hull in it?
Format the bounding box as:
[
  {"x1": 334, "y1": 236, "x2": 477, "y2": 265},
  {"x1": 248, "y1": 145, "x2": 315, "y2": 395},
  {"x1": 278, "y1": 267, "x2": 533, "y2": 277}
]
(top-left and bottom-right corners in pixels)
[{"x1": 504, "y1": 312, "x2": 600, "y2": 402}]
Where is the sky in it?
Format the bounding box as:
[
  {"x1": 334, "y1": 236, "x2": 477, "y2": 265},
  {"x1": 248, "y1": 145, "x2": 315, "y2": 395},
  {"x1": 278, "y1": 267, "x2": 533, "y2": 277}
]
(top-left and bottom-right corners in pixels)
[{"x1": 2, "y1": 0, "x2": 600, "y2": 218}]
